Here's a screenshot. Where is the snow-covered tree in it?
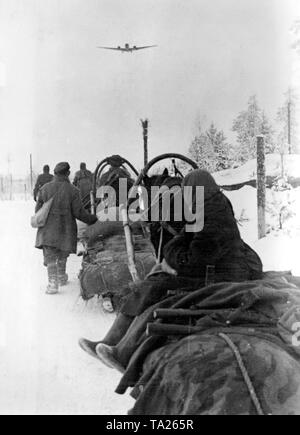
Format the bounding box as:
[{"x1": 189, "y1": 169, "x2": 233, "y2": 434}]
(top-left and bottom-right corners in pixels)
[
  {"x1": 189, "y1": 127, "x2": 215, "y2": 172},
  {"x1": 206, "y1": 123, "x2": 232, "y2": 171},
  {"x1": 232, "y1": 95, "x2": 275, "y2": 163},
  {"x1": 189, "y1": 122, "x2": 232, "y2": 172}
]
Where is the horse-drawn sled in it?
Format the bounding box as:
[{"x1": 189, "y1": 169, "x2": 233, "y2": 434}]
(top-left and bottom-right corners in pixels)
[
  {"x1": 78, "y1": 154, "x2": 300, "y2": 415},
  {"x1": 78, "y1": 153, "x2": 198, "y2": 312}
]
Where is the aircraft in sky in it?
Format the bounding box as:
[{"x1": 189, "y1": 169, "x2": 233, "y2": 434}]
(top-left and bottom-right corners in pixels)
[{"x1": 97, "y1": 43, "x2": 157, "y2": 53}]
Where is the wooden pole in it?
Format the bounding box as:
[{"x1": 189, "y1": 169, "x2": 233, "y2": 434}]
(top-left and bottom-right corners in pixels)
[
  {"x1": 120, "y1": 205, "x2": 140, "y2": 282},
  {"x1": 257, "y1": 135, "x2": 266, "y2": 239},
  {"x1": 90, "y1": 191, "x2": 96, "y2": 215},
  {"x1": 141, "y1": 119, "x2": 149, "y2": 167}
]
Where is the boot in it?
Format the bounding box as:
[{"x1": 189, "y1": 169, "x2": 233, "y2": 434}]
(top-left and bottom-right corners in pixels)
[
  {"x1": 79, "y1": 313, "x2": 133, "y2": 359},
  {"x1": 102, "y1": 313, "x2": 133, "y2": 346},
  {"x1": 57, "y1": 259, "x2": 68, "y2": 287},
  {"x1": 46, "y1": 263, "x2": 59, "y2": 295},
  {"x1": 95, "y1": 344, "x2": 125, "y2": 374},
  {"x1": 78, "y1": 339, "x2": 99, "y2": 360},
  {"x1": 106, "y1": 307, "x2": 154, "y2": 369}
]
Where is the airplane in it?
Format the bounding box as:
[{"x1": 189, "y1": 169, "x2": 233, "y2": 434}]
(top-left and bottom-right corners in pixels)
[{"x1": 97, "y1": 43, "x2": 157, "y2": 53}]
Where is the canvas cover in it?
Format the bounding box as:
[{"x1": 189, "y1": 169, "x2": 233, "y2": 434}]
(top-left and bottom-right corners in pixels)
[{"x1": 79, "y1": 219, "x2": 156, "y2": 305}]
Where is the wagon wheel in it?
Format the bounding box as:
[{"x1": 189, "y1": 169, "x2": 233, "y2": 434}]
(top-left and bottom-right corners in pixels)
[{"x1": 134, "y1": 153, "x2": 198, "y2": 187}]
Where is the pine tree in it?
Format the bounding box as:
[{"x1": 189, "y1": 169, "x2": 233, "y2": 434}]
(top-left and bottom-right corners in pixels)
[
  {"x1": 232, "y1": 95, "x2": 275, "y2": 163},
  {"x1": 189, "y1": 128, "x2": 215, "y2": 172},
  {"x1": 206, "y1": 123, "x2": 232, "y2": 171},
  {"x1": 189, "y1": 122, "x2": 232, "y2": 172}
]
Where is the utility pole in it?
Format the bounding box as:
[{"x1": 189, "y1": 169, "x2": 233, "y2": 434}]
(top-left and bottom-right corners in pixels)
[
  {"x1": 257, "y1": 135, "x2": 266, "y2": 239},
  {"x1": 141, "y1": 119, "x2": 149, "y2": 167}
]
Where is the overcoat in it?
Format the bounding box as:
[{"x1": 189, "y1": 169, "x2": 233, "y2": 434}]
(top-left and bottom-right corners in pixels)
[{"x1": 35, "y1": 175, "x2": 97, "y2": 253}]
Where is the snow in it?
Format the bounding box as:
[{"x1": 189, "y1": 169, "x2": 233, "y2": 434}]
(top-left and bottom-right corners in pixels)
[
  {"x1": 225, "y1": 186, "x2": 300, "y2": 276},
  {"x1": 214, "y1": 154, "x2": 300, "y2": 186},
  {"x1": 1, "y1": 180, "x2": 300, "y2": 414},
  {"x1": 0, "y1": 201, "x2": 134, "y2": 415}
]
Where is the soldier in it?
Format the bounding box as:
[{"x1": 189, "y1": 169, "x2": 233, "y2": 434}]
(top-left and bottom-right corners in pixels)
[
  {"x1": 73, "y1": 162, "x2": 93, "y2": 201},
  {"x1": 33, "y1": 165, "x2": 54, "y2": 201},
  {"x1": 35, "y1": 162, "x2": 97, "y2": 294}
]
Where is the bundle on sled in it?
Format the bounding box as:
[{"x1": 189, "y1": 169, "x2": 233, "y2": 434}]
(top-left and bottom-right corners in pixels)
[{"x1": 79, "y1": 216, "x2": 156, "y2": 310}]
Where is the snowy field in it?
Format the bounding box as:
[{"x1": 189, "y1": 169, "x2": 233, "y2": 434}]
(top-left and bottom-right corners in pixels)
[
  {"x1": 0, "y1": 200, "x2": 134, "y2": 415},
  {"x1": 0, "y1": 186, "x2": 300, "y2": 415}
]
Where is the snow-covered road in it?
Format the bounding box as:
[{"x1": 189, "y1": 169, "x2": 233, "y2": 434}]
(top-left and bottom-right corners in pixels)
[{"x1": 0, "y1": 201, "x2": 134, "y2": 415}]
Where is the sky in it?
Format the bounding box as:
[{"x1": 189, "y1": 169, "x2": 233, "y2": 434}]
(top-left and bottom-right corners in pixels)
[{"x1": 0, "y1": 0, "x2": 299, "y2": 177}]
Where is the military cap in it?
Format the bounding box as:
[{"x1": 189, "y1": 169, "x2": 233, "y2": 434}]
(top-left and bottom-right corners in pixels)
[{"x1": 54, "y1": 162, "x2": 71, "y2": 175}]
